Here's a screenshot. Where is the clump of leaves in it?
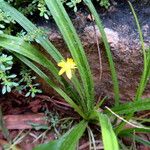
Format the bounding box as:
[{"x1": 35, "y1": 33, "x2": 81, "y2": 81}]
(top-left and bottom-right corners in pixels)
[
  {"x1": 23, "y1": 28, "x2": 46, "y2": 42},
  {"x1": 0, "y1": 9, "x2": 15, "y2": 34},
  {"x1": 97, "y1": 0, "x2": 110, "y2": 8},
  {"x1": 0, "y1": 53, "x2": 18, "y2": 94},
  {"x1": 65, "y1": 0, "x2": 82, "y2": 12},
  {"x1": 32, "y1": 0, "x2": 51, "y2": 20},
  {"x1": 65, "y1": 0, "x2": 110, "y2": 12},
  {"x1": 0, "y1": 53, "x2": 42, "y2": 97},
  {"x1": 17, "y1": 66, "x2": 42, "y2": 97}
]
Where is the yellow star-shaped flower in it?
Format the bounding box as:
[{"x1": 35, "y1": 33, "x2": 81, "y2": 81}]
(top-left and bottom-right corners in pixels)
[{"x1": 58, "y1": 58, "x2": 77, "y2": 79}]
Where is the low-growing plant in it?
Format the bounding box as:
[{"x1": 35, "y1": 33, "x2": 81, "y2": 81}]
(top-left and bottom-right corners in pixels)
[
  {"x1": 0, "y1": 0, "x2": 150, "y2": 150},
  {"x1": 0, "y1": 53, "x2": 18, "y2": 94},
  {"x1": 0, "y1": 52, "x2": 42, "y2": 97},
  {"x1": 17, "y1": 66, "x2": 42, "y2": 97}
]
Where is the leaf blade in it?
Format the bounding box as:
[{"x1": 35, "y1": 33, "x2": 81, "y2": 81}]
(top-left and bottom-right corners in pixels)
[
  {"x1": 111, "y1": 98, "x2": 150, "y2": 115},
  {"x1": 33, "y1": 120, "x2": 87, "y2": 150},
  {"x1": 83, "y1": 0, "x2": 120, "y2": 106},
  {"x1": 97, "y1": 112, "x2": 119, "y2": 150},
  {"x1": 45, "y1": 0, "x2": 95, "y2": 112}
]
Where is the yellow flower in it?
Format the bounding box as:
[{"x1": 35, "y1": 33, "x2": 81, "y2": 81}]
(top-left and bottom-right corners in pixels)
[{"x1": 58, "y1": 58, "x2": 77, "y2": 79}]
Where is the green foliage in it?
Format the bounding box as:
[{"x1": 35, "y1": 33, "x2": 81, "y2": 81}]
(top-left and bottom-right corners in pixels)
[
  {"x1": 32, "y1": 0, "x2": 51, "y2": 20},
  {"x1": 97, "y1": 0, "x2": 110, "y2": 8},
  {"x1": 83, "y1": 0, "x2": 120, "y2": 106},
  {"x1": 23, "y1": 28, "x2": 45, "y2": 42},
  {"x1": 18, "y1": 67, "x2": 42, "y2": 97},
  {"x1": 0, "y1": 8, "x2": 15, "y2": 34},
  {"x1": 65, "y1": 0, "x2": 82, "y2": 12},
  {"x1": 64, "y1": 0, "x2": 110, "y2": 12},
  {"x1": 0, "y1": 0, "x2": 149, "y2": 149},
  {"x1": 34, "y1": 120, "x2": 87, "y2": 150},
  {"x1": 0, "y1": 0, "x2": 118, "y2": 149},
  {"x1": 114, "y1": 1, "x2": 150, "y2": 135},
  {"x1": 0, "y1": 53, "x2": 18, "y2": 94},
  {"x1": 0, "y1": 52, "x2": 42, "y2": 97},
  {"x1": 111, "y1": 98, "x2": 150, "y2": 115},
  {"x1": 45, "y1": 0, "x2": 95, "y2": 113},
  {"x1": 97, "y1": 112, "x2": 119, "y2": 150}
]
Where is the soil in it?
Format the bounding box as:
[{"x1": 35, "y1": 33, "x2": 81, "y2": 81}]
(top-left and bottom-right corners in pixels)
[{"x1": 0, "y1": 92, "x2": 79, "y2": 150}]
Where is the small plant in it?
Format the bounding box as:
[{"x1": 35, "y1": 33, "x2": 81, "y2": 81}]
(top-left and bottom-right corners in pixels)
[
  {"x1": 98, "y1": 0, "x2": 110, "y2": 8},
  {"x1": 0, "y1": 0, "x2": 149, "y2": 150},
  {"x1": 18, "y1": 67, "x2": 42, "y2": 97},
  {"x1": 0, "y1": 53, "x2": 18, "y2": 94},
  {"x1": 32, "y1": 0, "x2": 51, "y2": 20},
  {"x1": 65, "y1": 0, "x2": 82, "y2": 12},
  {"x1": 65, "y1": 0, "x2": 110, "y2": 12},
  {"x1": 0, "y1": 8, "x2": 15, "y2": 34},
  {"x1": 0, "y1": 52, "x2": 42, "y2": 97}
]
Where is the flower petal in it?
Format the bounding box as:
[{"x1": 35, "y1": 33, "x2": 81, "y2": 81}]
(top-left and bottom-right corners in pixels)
[
  {"x1": 58, "y1": 68, "x2": 66, "y2": 75},
  {"x1": 66, "y1": 69, "x2": 72, "y2": 79},
  {"x1": 58, "y1": 61, "x2": 66, "y2": 67}
]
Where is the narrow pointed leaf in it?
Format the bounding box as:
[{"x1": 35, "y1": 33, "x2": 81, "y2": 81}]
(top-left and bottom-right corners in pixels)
[
  {"x1": 111, "y1": 98, "x2": 150, "y2": 114},
  {"x1": 45, "y1": 0, "x2": 95, "y2": 112},
  {"x1": 83, "y1": 0, "x2": 120, "y2": 106},
  {"x1": 33, "y1": 120, "x2": 87, "y2": 150},
  {"x1": 0, "y1": 0, "x2": 63, "y2": 62},
  {"x1": 0, "y1": 34, "x2": 62, "y2": 84},
  {"x1": 97, "y1": 112, "x2": 119, "y2": 150},
  {"x1": 15, "y1": 54, "x2": 86, "y2": 119},
  {"x1": 0, "y1": 0, "x2": 85, "y2": 105}
]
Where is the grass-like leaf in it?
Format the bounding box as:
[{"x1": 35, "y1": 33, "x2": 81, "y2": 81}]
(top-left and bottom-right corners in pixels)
[
  {"x1": 119, "y1": 128, "x2": 150, "y2": 136},
  {"x1": 114, "y1": 2, "x2": 150, "y2": 134},
  {"x1": 15, "y1": 54, "x2": 86, "y2": 119},
  {"x1": 45, "y1": 0, "x2": 95, "y2": 113},
  {"x1": 110, "y1": 98, "x2": 150, "y2": 115},
  {"x1": 0, "y1": 34, "x2": 62, "y2": 83},
  {"x1": 0, "y1": 0, "x2": 63, "y2": 62},
  {"x1": 128, "y1": 1, "x2": 150, "y2": 101},
  {"x1": 0, "y1": 0, "x2": 88, "y2": 113},
  {"x1": 131, "y1": 134, "x2": 150, "y2": 147},
  {"x1": 0, "y1": 0, "x2": 86, "y2": 109},
  {"x1": 83, "y1": 0, "x2": 120, "y2": 106},
  {"x1": 97, "y1": 112, "x2": 119, "y2": 150},
  {"x1": 33, "y1": 120, "x2": 87, "y2": 150}
]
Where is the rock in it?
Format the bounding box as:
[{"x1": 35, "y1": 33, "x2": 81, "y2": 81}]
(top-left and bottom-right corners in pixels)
[{"x1": 38, "y1": 2, "x2": 150, "y2": 102}]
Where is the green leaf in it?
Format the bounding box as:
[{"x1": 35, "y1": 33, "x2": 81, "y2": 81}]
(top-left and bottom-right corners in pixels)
[
  {"x1": 128, "y1": 1, "x2": 148, "y2": 101},
  {"x1": 83, "y1": 0, "x2": 120, "y2": 106},
  {"x1": 15, "y1": 54, "x2": 86, "y2": 119},
  {"x1": 132, "y1": 134, "x2": 150, "y2": 147},
  {"x1": 0, "y1": 0, "x2": 63, "y2": 62},
  {"x1": 0, "y1": 34, "x2": 63, "y2": 84},
  {"x1": 33, "y1": 120, "x2": 87, "y2": 150},
  {"x1": 0, "y1": 33, "x2": 86, "y2": 114},
  {"x1": 2, "y1": 85, "x2": 6, "y2": 94},
  {"x1": 0, "y1": 1, "x2": 85, "y2": 106},
  {"x1": 96, "y1": 112, "x2": 119, "y2": 150},
  {"x1": 45, "y1": 0, "x2": 95, "y2": 112},
  {"x1": 111, "y1": 98, "x2": 150, "y2": 115},
  {"x1": 119, "y1": 127, "x2": 150, "y2": 136}
]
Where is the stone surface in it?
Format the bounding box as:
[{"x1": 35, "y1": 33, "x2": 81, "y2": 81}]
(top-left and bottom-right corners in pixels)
[{"x1": 38, "y1": 2, "x2": 150, "y2": 101}]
